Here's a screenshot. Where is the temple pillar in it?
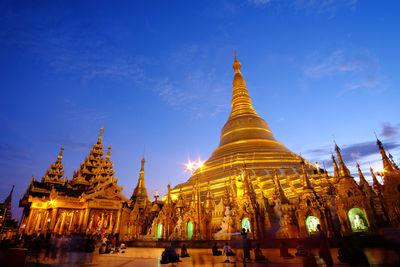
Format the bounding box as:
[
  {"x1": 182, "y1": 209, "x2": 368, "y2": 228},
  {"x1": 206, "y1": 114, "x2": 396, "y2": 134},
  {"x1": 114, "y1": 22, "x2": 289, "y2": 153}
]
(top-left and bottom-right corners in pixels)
[
  {"x1": 59, "y1": 212, "x2": 66, "y2": 235},
  {"x1": 68, "y1": 211, "x2": 75, "y2": 233},
  {"x1": 42, "y1": 210, "x2": 50, "y2": 234},
  {"x1": 78, "y1": 209, "x2": 84, "y2": 234},
  {"x1": 25, "y1": 209, "x2": 35, "y2": 234},
  {"x1": 114, "y1": 209, "x2": 122, "y2": 234},
  {"x1": 81, "y1": 208, "x2": 90, "y2": 233},
  {"x1": 49, "y1": 208, "x2": 58, "y2": 232}
]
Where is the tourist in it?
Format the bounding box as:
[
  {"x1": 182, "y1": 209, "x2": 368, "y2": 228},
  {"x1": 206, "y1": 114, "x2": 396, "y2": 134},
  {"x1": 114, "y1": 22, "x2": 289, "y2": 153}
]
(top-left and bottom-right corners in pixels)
[
  {"x1": 212, "y1": 242, "x2": 222, "y2": 256},
  {"x1": 168, "y1": 243, "x2": 181, "y2": 262},
  {"x1": 254, "y1": 244, "x2": 267, "y2": 262},
  {"x1": 241, "y1": 228, "x2": 252, "y2": 260},
  {"x1": 180, "y1": 244, "x2": 189, "y2": 257},
  {"x1": 338, "y1": 241, "x2": 369, "y2": 265},
  {"x1": 280, "y1": 240, "x2": 294, "y2": 258},
  {"x1": 295, "y1": 239, "x2": 307, "y2": 256},
  {"x1": 317, "y1": 224, "x2": 333, "y2": 267},
  {"x1": 223, "y1": 242, "x2": 233, "y2": 263},
  {"x1": 160, "y1": 247, "x2": 169, "y2": 264}
]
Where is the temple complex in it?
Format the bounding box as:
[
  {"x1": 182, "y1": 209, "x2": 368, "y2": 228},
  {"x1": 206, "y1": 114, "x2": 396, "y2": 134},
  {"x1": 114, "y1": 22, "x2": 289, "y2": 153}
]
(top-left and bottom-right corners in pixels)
[{"x1": 18, "y1": 55, "x2": 400, "y2": 241}]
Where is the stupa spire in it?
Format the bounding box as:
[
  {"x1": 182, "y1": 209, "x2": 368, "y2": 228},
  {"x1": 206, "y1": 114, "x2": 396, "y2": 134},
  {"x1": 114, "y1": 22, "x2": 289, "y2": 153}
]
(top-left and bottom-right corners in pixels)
[
  {"x1": 356, "y1": 162, "x2": 369, "y2": 187},
  {"x1": 229, "y1": 53, "x2": 258, "y2": 120},
  {"x1": 130, "y1": 157, "x2": 151, "y2": 209},
  {"x1": 331, "y1": 153, "x2": 339, "y2": 178},
  {"x1": 335, "y1": 143, "x2": 352, "y2": 177},
  {"x1": 376, "y1": 138, "x2": 397, "y2": 173},
  {"x1": 370, "y1": 166, "x2": 382, "y2": 193}
]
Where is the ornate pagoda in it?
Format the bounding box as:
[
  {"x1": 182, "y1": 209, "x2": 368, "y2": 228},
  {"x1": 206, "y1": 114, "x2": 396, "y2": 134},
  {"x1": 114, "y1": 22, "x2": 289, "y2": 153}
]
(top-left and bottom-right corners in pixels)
[{"x1": 19, "y1": 127, "x2": 130, "y2": 236}]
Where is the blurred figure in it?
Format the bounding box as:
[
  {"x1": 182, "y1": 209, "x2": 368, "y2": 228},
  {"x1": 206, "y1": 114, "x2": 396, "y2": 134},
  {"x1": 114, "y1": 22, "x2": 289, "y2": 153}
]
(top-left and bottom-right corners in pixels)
[
  {"x1": 317, "y1": 224, "x2": 333, "y2": 267},
  {"x1": 338, "y1": 240, "x2": 369, "y2": 266},
  {"x1": 223, "y1": 242, "x2": 234, "y2": 263},
  {"x1": 295, "y1": 239, "x2": 308, "y2": 256},
  {"x1": 160, "y1": 247, "x2": 169, "y2": 264},
  {"x1": 180, "y1": 244, "x2": 189, "y2": 257},
  {"x1": 254, "y1": 244, "x2": 267, "y2": 262},
  {"x1": 280, "y1": 240, "x2": 294, "y2": 258},
  {"x1": 241, "y1": 228, "x2": 252, "y2": 260},
  {"x1": 212, "y1": 242, "x2": 222, "y2": 256},
  {"x1": 168, "y1": 242, "x2": 181, "y2": 262}
]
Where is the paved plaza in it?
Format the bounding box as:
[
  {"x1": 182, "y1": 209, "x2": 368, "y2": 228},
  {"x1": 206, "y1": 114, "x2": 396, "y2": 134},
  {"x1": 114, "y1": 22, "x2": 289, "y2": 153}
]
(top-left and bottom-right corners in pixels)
[{"x1": 24, "y1": 247, "x2": 399, "y2": 267}]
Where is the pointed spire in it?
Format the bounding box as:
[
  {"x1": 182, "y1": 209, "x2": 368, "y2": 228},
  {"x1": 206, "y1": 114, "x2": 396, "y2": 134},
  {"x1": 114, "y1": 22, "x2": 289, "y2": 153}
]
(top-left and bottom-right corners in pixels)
[
  {"x1": 370, "y1": 166, "x2": 382, "y2": 193},
  {"x1": 166, "y1": 184, "x2": 172, "y2": 204},
  {"x1": 98, "y1": 125, "x2": 104, "y2": 144},
  {"x1": 57, "y1": 146, "x2": 64, "y2": 162},
  {"x1": 335, "y1": 143, "x2": 352, "y2": 177},
  {"x1": 106, "y1": 145, "x2": 111, "y2": 158},
  {"x1": 233, "y1": 51, "x2": 241, "y2": 74},
  {"x1": 4, "y1": 185, "x2": 14, "y2": 204},
  {"x1": 376, "y1": 138, "x2": 397, "y2": 173},
  {"x1": 331, "y1": 153, "x2": 339, "y2": 178},
  {"x1": 140, "y1": 157, "x2": 145, "y2": 172},
  {"x1": 300, "y1": 158, "x2": 313, "y2": 189},
  {"x1": 130, "y1": 157, "x2": 151, "y2": 208},
  {"x1": 356, "y1": 162, "x2": 369, "y2": 187},
  {"x1": 229, "y1": 53, "x2": 259, "y2": 120}
]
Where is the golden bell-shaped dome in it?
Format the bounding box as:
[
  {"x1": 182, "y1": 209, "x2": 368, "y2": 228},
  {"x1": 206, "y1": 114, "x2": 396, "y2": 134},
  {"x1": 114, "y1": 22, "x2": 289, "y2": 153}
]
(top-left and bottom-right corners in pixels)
[{"x1": 171, "y1": 53, "x2": 307, "y2": 202}]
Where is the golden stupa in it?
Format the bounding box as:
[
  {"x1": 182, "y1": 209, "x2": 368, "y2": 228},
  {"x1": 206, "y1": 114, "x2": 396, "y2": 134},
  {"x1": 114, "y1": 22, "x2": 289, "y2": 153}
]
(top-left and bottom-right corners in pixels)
[{"x1": 171, "y1": 54, "x2": 319, "y2": 202}]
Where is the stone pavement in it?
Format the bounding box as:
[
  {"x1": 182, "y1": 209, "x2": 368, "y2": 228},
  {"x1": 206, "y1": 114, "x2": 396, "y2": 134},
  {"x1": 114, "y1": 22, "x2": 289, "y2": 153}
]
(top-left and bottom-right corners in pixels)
[{"x1": 69, "y1": 247, "x2": 399, "y2": 267}]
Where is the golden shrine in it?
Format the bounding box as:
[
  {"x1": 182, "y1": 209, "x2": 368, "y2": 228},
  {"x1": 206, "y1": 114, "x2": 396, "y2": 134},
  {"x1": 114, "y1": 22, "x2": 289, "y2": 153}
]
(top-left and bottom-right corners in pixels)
[{"x1": 18, "y1": 55, "x2": 400, "y2": 241}]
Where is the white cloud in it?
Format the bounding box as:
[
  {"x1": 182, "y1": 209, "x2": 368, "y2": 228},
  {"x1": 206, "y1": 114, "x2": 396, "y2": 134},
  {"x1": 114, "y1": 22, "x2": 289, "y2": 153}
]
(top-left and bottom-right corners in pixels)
[
  {"x1": 303, "y1": 49, "x2": 384, "y2": 93},
  {"x1": 248, "y1": 0, "x2": 271, "y2": 7}
]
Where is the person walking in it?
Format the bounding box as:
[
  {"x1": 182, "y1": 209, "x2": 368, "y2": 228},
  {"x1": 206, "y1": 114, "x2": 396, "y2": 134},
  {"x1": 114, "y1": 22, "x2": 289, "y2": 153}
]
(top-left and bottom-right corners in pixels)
[
  {"x1": 317, "y1": 224, "x2": 333, "y2": 267},
  {"x1": 223, "y1": 242, "x2": 233, "y2": 263}
]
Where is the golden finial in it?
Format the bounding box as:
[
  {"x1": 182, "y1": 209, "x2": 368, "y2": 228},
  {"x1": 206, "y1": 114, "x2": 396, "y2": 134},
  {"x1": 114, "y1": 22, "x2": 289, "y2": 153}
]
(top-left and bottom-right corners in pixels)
[
  {"x1": 58, "y1": 145, "x2": 64, "y2": 160},
  {"x1": 233, "y1": 51, "x2": 241, "y2": 73},
  {"x1": 98, "y1": 125, "x2": 104, "y2": 143},
  {"x1": 107, "y1": 144, "x2": 111, "y2": 157}
]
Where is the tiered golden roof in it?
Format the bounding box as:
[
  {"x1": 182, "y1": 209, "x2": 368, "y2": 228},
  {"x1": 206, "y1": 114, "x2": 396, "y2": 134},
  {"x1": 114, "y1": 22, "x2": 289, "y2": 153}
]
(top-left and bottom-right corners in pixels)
[
  {"x1": 41, "y1": 146, "x2": 67, "y2": 185},
  {"x1": 70, "y1": 126, "x2": 116, "y2": 187}
]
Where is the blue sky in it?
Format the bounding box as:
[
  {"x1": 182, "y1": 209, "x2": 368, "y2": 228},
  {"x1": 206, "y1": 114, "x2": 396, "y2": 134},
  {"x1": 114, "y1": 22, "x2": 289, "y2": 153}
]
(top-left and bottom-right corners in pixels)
[{"x1": 1, "y1": 0, "x2": 399, "y2": 220}]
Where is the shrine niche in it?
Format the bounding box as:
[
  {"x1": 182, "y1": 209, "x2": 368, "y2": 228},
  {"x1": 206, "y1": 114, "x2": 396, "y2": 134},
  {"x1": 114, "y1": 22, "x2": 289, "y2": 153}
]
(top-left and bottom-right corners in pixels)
[
  {"x1": 187, "y1": 221, "x2": 193, "y2": 240},
  {"x1": 305, "y1": 216, "x2": 320, "y2": 235},
  {"x1": 241, "y1": 217, "x2": 250, "y2": 232},
  {"x1": 156, "y1": 223, "x2": 163, "y2": 240},
  {"x1": 348, "y1": 208, "x2": 369, "y2": 232}
]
